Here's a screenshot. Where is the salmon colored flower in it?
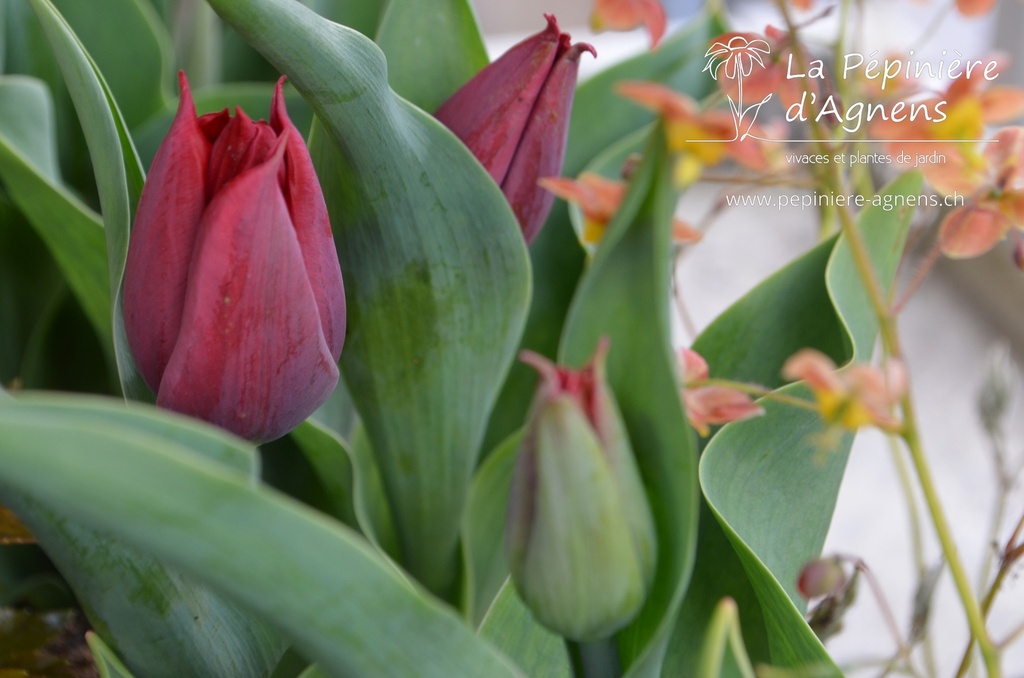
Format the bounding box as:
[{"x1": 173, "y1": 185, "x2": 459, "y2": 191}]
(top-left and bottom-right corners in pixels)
[
  {"x1": 616, "y1": 81, "x2": 775, "y2": 181},
  {"x1": 539, "y1": 172, "x2": 701, "y2": 247},
  {"x1": 924, "y1": 128, "x2": 1024, "y2": 258},
  {"x1": 679, "y1": 348, "x2": 764, "y2": 437},
  {"x1": 781, "y1": 349, "x2": 906, "y2": 431},
  {"x1": 957, "y1": 0, "x2": 997, "y2": 16},
  {"x1": 590, "y1": 0, "x2": 666, "y2": 49}
]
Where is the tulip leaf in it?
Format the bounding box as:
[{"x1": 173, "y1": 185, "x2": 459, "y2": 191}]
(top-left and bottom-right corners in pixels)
[
  {"x1": 28, "y1": 0, "x2": 150, "y2": 400},
  {"x1": 47, "y1": 0, "x2": 173, "y2": 128},
  {"x1": 289, "y1": 419, "x2": 398, "y2": 558},
  {"x1": 0, "y1": 395, "x2": 286, "y2": 678},
  {"x1": 0, "y1": 393, "x2": 525, "y2": 677},
  {"x1": 695, "y1": 599, "x2": 757, "y2": 678},
  {"x1": 461, "y1": 430, "x2": 521, "y2": 625},
  {"x1": 87, "y1": 633, "x2": 140, "y2": 678},
  {"x1": 679, "y1": 173, "x2": 921, "y2": 672},
  {"x1": 482, "y1": 9, "x2": 724, "y2": 454},
  {"x1": 301, "y1": 0, "x2": 383, "y2": 37},
  {"x1": 478, "y1": 581, "x2": 570, "y2": 678},
  {"x1": 375, "y1": 0, "x2": 488, "y2": 112},
  {"x1": 0, "y1": 76, "x2": 111, "y2": 345},
  {"x1": 204, "y1": 0, "x2": 531, "y2": 597},
  {"x1": 558, "y1": 127, "x2": 698, "y2": 676}
]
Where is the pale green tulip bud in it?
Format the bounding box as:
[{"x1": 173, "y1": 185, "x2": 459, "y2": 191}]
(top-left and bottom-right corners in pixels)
[{"x1": 506, "y1": 340, "x2": 657, "y2": 642}]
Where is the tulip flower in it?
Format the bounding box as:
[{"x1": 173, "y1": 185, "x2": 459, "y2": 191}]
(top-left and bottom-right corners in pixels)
[
  {"x1": 435, "y1": 15, "x2": 595, "y2": 243},
  {"x1": 123, "y1": 72, "x2": 346, "y2": 442},
  {"x1": 506, "y1": 341, "x2": 656, "y2": 641}
]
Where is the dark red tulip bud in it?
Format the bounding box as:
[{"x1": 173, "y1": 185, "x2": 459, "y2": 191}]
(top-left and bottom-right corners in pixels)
[
  {"x1": 123, "y1": 72, "x2": 345, "y2": 442},
  {"x1": 435, "y1": 15, "x2": 595, "y2": 243}
]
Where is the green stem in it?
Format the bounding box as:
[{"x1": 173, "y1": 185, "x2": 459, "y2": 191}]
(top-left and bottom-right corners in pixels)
[
  {"x1": 566, "y1": 639, "x2": 622, "y2": 678},
  {"x1": 689, "y1": 378, "x2": 818, "y2": 412}
]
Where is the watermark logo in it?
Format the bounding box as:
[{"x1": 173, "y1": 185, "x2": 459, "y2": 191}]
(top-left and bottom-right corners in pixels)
[{"x1": 703, "y1": 35, "x2": 774, "y2": 141}]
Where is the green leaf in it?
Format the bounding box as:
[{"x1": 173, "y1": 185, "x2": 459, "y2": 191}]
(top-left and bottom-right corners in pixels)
[
  {"x1": 302, "y1": 0, "x2": 383, "y2": 37},
  {"x1": 289, "y1": 420, "x2": 398, "y2": 557},
  {"x1": 48, "y1": 0, "x2": 173, "y2": 128},
  {"x1": 375, "y1": 0, "x2": 488, "y2": 112},
  {"x1": 0, "y1": 76, "x2": 111, "y2": 345},
  {"x1": 461, "y1": 430, "x2": 521, "y2": 625},
  {"x1": 688, "y1": 173, "x2": 922, "y2": 672},
  {"x1": 28, "y1": 0, "x2": 149, "y2": 400},
  {"x1": 0, "y1": 394, "x2": 524, "y2": 677},
  {"x1": 558, "y1": 128, "x2": 698, "y2": 676},
  {"x1": 1, "y1": 396, "x2": 285, "y2": 678},
  {"x1": 87, "y1": 633, "x2": 139, "y2": 678},
  {"x1": 204, "y1": 0, "x2": 531, "y2": 597},
  {"x1": 478, "y1": 581, "x2": 570, "y2": 678}
]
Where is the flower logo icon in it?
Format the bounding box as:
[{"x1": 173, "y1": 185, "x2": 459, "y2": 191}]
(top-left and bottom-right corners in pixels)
[{"x1": 703, "y1": 33, "x2": 773, "y2": 141}]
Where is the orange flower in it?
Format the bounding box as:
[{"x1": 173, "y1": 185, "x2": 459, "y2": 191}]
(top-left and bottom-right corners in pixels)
[
  {"x1": 539, "y1": 172, "x2": 700, "y2": 246},
  {"x1": 616, "y1": 81, "x2": 776, "y2": 179},
  {"x1": 957, "y1": 0, "x2": 997, "y2": 16},
  {"x1": 925, "y1": 128, "x2": 1024, "y2": 258},
  {"x1": 781, "y1": 349, "x2": 906, "y2": 431},
  {"x1": 590, "y1": 0, "x2": 666, "y2": 49},
  {"x1": 679, "y1": 348, "x2": 764, "y2": 437}
]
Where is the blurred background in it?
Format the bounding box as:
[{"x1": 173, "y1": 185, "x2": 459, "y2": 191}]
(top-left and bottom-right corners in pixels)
[{"x1": 472, "y1": 0, "x2": 1024, "y2": 674}]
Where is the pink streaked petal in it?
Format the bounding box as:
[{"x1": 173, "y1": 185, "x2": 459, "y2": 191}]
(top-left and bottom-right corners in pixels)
[
  {"x1": 685, "y1": 386, "x2": 765, "y2": 435},
  {"x1": 956, "y1": 0, "x2": 997, "y2": 16},
  {"x1": 503, "y1": 42, "x2": 594, "y2": 242},
  {"x1": 124, "y1": 71, "x2": 211, "y2": 392},
  {"x1": 979, "y1": 87, "x2": 1024, "y2": 124},
  {"x1": 938, "y1": 206, "x2": 1009, "y2": 258},
  {"x1": 435, "y1": 15, "x2": 562, "y2": 185},
  {"x1": 781, "y1": 349, "x2": 844, "y2": 393},
  {"x1": 679, "y1": 347, "x2": 709, "y2": 383},
  {"x1": 591, "y1": 0, "x2": 666, "y2": 48},
  {"x1": 270, "y1": 78, "x2": 346, "y2": 361},
  {"x1": 158, "y1": 138, "x2": 338, "y2": 442}
]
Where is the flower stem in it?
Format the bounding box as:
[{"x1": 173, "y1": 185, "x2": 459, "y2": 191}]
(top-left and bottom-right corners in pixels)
[{"x1": 566, "y1": 639, "x2": 621, "y2": 678}]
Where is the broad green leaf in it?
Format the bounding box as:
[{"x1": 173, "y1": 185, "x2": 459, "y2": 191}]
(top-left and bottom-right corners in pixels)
[
  {"x1": 0, "y1": 394, "x2": 524, "y2": 677},
  {"x1": 482, "y1": 10, "x2": 723, "y2": 453},
  {"x1": 29, "y1": 0, "x2": 149, "y2": 400},
  {"x1": 0, "y1": 77, "x2": 110, "y2": 345},
  {"x1": 48, "y1": 0, "x2": 173, "y2": 128},
  {"x1": 289, "y1": 419, "x2": 398, "y2": 558},
  {"x1": 204, "y1": 0, "x2": 531, "y2": 597},
  {"x1": 479, "y1": 581, "x2": 570, "y2": 678},
  {"x1": 461, "y1": 430, "x2": 521, "y2": 625},
  {"x1": 375, "y1": 0, "x2": 487, "y2": 112},
  {"x1": 87, "y1": 633, "x2": 139, "y2": 678},
  {"x1": 1, "y1": 396, "x2": 285, "y2": 678},
  {"x1": 302, "y1": 0, "x2": 383, "y2": 37},
  {"x1": 690, "y1": 173, "x2": 921, "y2": 672},
  {"x1": 559, "y1": 128, "x2": 698, "y2": 676},
  {"x1": 0, "y1": 194, "x2": 63, "y2": 385}
]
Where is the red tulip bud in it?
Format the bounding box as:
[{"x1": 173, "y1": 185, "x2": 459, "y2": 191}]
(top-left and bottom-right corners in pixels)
[
  {"x1": 435, "y1": 15, "x2": 595, "y2": 243},
  {"x1": 124, "y1": 72, "x2": 346, "y2": 442}
]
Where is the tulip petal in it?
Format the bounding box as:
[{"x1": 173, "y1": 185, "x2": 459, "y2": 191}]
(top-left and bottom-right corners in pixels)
[
  {"x1": 124, "y1": 72, "x2": 211, "y2": 392},
  {"x1": 270, "y1": 77, "x2": 347, "y2": 361},
  {"x1": 206, "y1": 108, "x2": 277, "y2": 194},
  {"x1": 434, "y1": 15, "x2": 562, "y2": 186},
  {"x1": 158, "y1": 136, "x2": 339, "y2": 442},
  {"x1": 938, "y1": 205, "x2": 1008, "y2": 258},
  {"x1": 502, "y1": 41, "x2": 595, "y2": 242}
]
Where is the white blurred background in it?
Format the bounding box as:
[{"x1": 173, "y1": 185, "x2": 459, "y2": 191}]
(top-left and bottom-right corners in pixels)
[{"x1": 471, "y1": 0, "x2": 1024, "y2": 674}]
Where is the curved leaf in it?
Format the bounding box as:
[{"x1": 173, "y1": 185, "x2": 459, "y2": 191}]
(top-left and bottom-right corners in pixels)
[
  {"x1": 29, "y1": 0, "x2": 149, "y2": 399},
  {"x1": 204, "y1": 0, "x2": 531, "y2": 596},
  {"x1": 479, "y1": 581, "x2": 570, "y2": 678},
  {"x1": 0, "y1": 76, "x2": 110, "y2": 345},
  {"x1": 375, "y1": 0, "x2": 488, "y2": 112},
  {"x1": 0, "y1": 395, "x2": 524, "y2": 677},
  {"x1": 559, "y1": 128, "x2": 698, "y2": 676},
  {"x1": 692, "y1": 173, "x2": 921, "y2": 671}
]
